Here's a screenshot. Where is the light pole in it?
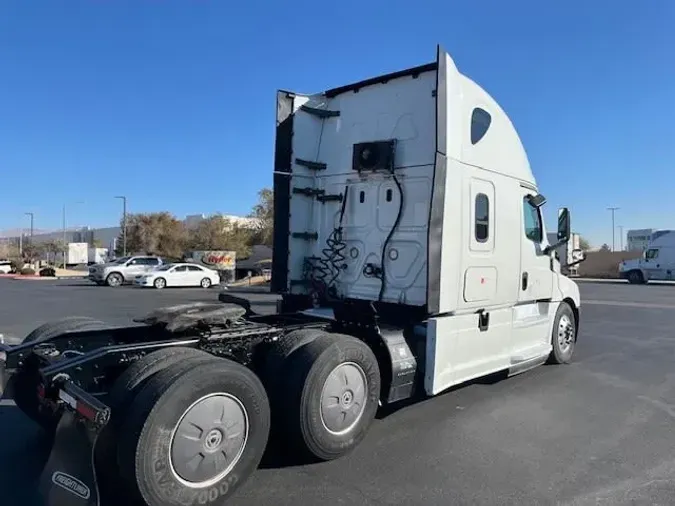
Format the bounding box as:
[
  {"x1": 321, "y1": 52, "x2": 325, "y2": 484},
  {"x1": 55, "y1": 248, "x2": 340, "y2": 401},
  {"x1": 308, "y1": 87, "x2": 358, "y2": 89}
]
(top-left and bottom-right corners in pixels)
[
  {"x1": 607, "y1": 207, "x2": 620, "y2": 252},
  {"x1": 24, "y1": 212, "x2": 34, "y2": 264},
  {"x1": 114, "y1": 196, "x2": 127, "y2": 256},
  {"x1": 24, "y1": 212, "x2": 34, "y2": 243},
  {"x1": 617, "y1": 225, "x2": 624, "y2": 251}
]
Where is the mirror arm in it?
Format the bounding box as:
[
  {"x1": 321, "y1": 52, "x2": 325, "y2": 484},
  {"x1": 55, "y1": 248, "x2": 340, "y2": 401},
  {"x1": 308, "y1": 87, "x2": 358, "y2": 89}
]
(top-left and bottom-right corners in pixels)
[{"x1": 543, "y1": 239, "x2": 566, "y2": 256}]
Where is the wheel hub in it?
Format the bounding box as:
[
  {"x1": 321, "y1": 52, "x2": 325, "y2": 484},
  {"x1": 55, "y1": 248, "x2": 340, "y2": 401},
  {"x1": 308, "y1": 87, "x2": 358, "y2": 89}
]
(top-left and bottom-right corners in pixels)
[
  {"x1": 320, "y1": 362, "x2": 368, "y2": 435},
  {"x1": 170, "y1": 393, "x2": 248, "y2": 487},
  {"x1": 557, "y1": 315, "x2": 575, "y2": 353}
]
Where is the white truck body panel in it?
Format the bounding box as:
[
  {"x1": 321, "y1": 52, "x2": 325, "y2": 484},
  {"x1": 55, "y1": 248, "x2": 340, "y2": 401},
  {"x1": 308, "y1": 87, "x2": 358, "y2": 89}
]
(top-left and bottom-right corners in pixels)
[
  {"x1": 620, "y1": 231, "x2": 675, "y2": 281},
  {"x1": 87, "y1": 247, "x2": 108, "y2": 264},
  {"x1": 67, "y1": 243, "x2": 89, "y2": 265},
  {"x1": 274, "y1": 45, "x2": 581, "y2": 398}
]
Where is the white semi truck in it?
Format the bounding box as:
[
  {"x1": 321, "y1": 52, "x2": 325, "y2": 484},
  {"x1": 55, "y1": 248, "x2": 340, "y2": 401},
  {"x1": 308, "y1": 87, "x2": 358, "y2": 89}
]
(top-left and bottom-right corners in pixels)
[
  {"x1": 0, "y1": 45, "x2": 585, "y2": 506},
  {"x1": 619, "y1": 230, "x2": 675, "y2": 283}
]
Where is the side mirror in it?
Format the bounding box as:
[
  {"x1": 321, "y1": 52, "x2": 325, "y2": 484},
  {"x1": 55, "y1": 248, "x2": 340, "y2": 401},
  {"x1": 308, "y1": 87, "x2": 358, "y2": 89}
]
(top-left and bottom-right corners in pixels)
[{"x1": 557, "y1": 208, "x2": 571, "y2": 242}]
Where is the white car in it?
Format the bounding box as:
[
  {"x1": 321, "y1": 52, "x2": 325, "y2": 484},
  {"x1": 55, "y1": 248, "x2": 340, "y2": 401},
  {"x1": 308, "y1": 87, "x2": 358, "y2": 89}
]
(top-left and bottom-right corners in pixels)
[
  {"x1": 0, "y1": 260, "x2": 12, "y2": 274},
  {"x1": 134, "y1": 262, "x2": 220, "y2": 289}
]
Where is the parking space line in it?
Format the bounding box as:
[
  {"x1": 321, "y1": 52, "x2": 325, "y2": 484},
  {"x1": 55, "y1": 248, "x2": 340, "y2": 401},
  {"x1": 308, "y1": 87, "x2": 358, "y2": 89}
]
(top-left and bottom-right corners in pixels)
[
  {"x1": 584, "y1": 300, "x2": 675, "y2": 310},
  {"x1": 0, "y1": 399, "x2": 15, "y2": 407}
]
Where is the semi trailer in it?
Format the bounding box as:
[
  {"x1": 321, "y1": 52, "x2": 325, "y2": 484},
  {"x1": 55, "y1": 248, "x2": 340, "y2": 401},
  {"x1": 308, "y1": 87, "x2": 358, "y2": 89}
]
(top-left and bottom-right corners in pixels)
[{"x1": 0, "y1": 45, "x2": 586, "y2": 506}]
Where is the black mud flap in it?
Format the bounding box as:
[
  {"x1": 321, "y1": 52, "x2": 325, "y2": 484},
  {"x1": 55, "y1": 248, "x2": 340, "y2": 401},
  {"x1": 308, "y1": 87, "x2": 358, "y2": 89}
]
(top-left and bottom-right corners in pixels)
[{"x1": 39, "y1": 410, "x2": 100, "y2": 506}]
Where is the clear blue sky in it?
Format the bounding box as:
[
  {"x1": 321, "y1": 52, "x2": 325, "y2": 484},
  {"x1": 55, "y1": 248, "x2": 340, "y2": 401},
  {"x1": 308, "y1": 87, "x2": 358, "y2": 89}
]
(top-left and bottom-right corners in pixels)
[{"x1": 1, "y1": 0, "x2": 673, "y2": 248}]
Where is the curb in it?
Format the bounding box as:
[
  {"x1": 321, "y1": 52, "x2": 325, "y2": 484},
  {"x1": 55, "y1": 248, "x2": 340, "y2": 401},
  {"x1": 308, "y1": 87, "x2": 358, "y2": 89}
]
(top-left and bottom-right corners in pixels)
[{"x1": 9, "y1": 275, "x2": 88, "y2": 281}]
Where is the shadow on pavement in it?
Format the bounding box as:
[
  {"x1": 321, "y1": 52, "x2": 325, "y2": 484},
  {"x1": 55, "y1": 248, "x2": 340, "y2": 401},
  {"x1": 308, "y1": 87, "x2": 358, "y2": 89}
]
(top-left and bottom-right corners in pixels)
[{"x1": 0, "y1": 405, "x2": 51, "y2": 506}]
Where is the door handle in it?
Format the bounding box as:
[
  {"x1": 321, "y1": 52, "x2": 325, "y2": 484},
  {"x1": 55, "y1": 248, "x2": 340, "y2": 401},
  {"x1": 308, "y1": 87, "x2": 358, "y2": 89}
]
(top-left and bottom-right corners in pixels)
[{"x1": 522, "y1": 272, "x2": 528, "y2": 290}]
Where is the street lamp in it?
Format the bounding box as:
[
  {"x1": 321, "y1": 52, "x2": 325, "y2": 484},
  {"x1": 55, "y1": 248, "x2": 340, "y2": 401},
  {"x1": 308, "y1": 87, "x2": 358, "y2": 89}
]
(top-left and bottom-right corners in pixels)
[
  {"x1": 114, "y1": 196, "x2": 127, "y2": 256},
  {"x1": 24, "y1": 212, "x2": 34, "y2": 244},
  {"x1": 607, "y1": 207, "x2": 620, "y2": 252},
  {"x1": 617, "y1": 225, "x2": 624, "y2": 251}
]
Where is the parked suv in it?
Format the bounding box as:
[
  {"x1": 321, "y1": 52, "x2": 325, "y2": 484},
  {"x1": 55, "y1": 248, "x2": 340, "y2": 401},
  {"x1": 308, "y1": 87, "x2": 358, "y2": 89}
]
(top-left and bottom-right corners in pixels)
[{"x1": 88, "y1": 255, "x2": 163, "y2": 286}]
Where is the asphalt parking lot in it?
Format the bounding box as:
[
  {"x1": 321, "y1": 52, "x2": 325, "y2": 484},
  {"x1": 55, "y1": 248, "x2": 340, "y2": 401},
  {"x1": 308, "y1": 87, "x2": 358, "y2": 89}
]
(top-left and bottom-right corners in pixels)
[{"x1": 2, "y1": 279, "x2": 675, "y2": 506}]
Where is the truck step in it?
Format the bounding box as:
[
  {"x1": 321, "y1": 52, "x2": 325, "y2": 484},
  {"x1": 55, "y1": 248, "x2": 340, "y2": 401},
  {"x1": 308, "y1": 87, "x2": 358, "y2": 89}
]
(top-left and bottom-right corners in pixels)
[
  {"x1": 299, "y1": 104, "x2": 340, "y2": 118},
  {"x1": 295, "y1": 158, "x2": 327, "y2": 171}
]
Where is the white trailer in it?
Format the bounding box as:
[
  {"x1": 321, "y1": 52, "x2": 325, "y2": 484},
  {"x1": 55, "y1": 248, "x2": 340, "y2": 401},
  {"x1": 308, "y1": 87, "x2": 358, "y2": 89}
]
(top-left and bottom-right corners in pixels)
[
  {"x1": 547, "y1": 232, "x2": 581, "y2": 276},
  {"x1": 0, "y1": 45, "x2": 587, "y2": 506},
  {"x1": 87, "y1": 247, "x2": 108, "y2": 264},
  {"x1": 65, "y1": 242, "x2": 88, "y2": 265}
]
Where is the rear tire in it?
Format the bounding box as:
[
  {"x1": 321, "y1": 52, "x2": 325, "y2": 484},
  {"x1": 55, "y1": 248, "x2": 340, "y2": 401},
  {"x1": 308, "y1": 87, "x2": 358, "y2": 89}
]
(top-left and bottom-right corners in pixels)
[
  {"x1": 282, "y1": 333, "x2": 380, "y2": 461},
  {"x1": 200, "y1": 277, "x2": 212, "y2": 289},
  {"x1": 263, "y1": 328, "x2": 325, "y2": 389},
  {"x1": 118, "y1": 358, "x2": 270, "y2": 506},
  {"x1": 13, "y1": 318, "x2": 108, "y2": 434},
  {"x1": 95, "y1": 348, "x2": 217, "y2": 502}
]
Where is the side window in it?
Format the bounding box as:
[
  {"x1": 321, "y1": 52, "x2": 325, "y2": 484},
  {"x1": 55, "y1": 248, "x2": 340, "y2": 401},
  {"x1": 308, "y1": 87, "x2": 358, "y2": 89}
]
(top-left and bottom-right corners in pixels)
[
  {"x1": 523, "y1": 197, "x2": 542, "y2": 242},
  {"x1": 475, "y1": 193, "x2": 489, "y2": 242},
  {"x1": 187, "y1": 265, "x2": 203, "y2": 271},
  {"x1": 127, "y1": 258, "x2": 139, "y2": 266},
  {"x1": 145, "y1": 258, "x2": 160, "y2": 266},
  {"x1": 645, "y1": 249, "x2": 659, "y2": 260},
  {"x1": 471, "y1": 108, "x2": 492, "y2": 145},
  {"x1": 174, "y1": 265, "x2": 188, "y2": 272}
]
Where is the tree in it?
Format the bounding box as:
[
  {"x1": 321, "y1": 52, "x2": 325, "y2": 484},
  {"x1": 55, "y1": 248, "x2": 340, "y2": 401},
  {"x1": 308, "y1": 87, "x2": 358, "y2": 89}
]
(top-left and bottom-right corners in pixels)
[
  {"x1": 22, "y1": 242, "x2": 44, "y2": 263},
  {"x1": 42, "y1": 239, "x2": 65, "y2": 264},
  {"x1": 248, "y1": 188, "x2": 273, "y2": 246},
  {"x1": 578, "y1": 236, "x2": 590, "y2": 251},
  {"x1": 117, "y1": 212, "x2": 187, "y2": 259},
  {"x1": 187, "y1": 215, "x2": 253, "y2": 259},
  {"x1": 600, "y1": 243, "x2": 611, "y2": 252}
]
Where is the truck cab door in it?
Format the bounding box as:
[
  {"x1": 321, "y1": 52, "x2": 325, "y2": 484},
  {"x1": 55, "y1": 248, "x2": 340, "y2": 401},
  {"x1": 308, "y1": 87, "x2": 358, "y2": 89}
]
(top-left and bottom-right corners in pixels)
[
  {"x1": 512, "y1": 189, "x2": 554, "y2": 359},
  {"x1": 643, "y1": 248, "x2": 662, "y2": 280}
]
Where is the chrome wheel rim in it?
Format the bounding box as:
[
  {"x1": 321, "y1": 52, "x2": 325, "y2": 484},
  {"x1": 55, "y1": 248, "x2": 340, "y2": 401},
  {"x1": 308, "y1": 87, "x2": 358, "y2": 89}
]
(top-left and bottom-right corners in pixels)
[
  {"x1": 320, "y1": 362, "x2": 368, "y2": 435},
  {"x1": 557, "y1": 314, "x2": 575, "y2": 354},
  {"x1": 169, "y1": 393, "x2": 249, "y2": 488}
]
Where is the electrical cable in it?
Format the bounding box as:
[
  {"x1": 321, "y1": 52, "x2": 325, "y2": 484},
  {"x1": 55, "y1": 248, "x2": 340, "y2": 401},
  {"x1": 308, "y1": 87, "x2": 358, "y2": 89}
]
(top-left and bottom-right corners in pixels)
[{"x1": 378, "y1": 173, "x2": 404, "y2": 302}]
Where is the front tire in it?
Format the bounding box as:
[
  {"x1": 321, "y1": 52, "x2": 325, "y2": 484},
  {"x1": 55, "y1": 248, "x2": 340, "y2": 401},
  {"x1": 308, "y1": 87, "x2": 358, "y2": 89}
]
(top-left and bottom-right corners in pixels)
[
  {"x1": 282, "y1": 333, "x2": 380, "y2": 461},
  {"x1": 547, "y1": 302, "x2": 577, "y2": 364},
  {"x1": 153, "y1": 277, "x2": 167, "y2": 289},
  {"x1": 106, "y1": 272, "x2": 124, "y2": 287},
  {"x1": 118, "y1": 358, "x2": 270, "y2": 506},
  {"x1": 628, "y1": 270, "x2": 645, "y2": 284}
]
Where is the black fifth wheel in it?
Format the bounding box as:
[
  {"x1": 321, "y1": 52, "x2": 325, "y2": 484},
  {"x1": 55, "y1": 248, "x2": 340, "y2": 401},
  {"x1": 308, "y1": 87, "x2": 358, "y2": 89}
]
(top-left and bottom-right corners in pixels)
[{"x1": 118, "y1": 358, "x2": 271, "y2": 506}]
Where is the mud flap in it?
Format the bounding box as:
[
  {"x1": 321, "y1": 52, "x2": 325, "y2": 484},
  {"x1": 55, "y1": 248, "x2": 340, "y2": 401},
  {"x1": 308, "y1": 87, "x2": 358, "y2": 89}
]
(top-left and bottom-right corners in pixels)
[{"x1": 39, "y1": 410, "x2": 100, "y2": 506}]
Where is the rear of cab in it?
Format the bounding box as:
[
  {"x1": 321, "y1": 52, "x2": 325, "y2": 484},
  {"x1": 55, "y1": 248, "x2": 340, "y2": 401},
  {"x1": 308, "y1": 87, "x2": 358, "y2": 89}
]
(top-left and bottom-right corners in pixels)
[{"x1": 272, "y1": 46, "x2": 580, "y2": 397}]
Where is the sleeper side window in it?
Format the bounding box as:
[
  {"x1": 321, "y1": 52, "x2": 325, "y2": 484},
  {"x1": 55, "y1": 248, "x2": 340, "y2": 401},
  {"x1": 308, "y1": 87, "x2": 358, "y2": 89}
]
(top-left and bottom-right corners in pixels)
[
  {"x1": 523, "y1": 197, "x2": 542, "y2": 242},
  {"x1": 471, "y1": 108, "x2": 492, "y2": 145},
  {"x1": 645, "y1": 248, "x2": 659, "y2": 260},
  {"x1": 475, "y1": 193, "x2": 489, "y2": 242}
]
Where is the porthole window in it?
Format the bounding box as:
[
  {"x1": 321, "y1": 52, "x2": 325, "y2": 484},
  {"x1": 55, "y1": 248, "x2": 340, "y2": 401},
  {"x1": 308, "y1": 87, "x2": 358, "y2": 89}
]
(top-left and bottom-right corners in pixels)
[{"x1": 471, "y1": 108, "x2": 491, "y2": 145}]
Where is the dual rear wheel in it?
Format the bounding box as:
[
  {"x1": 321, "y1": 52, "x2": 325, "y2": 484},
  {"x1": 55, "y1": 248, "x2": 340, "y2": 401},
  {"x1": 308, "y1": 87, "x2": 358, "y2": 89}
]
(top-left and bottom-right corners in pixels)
[{"x1": 99, "y1": 330, "x2": 381, "y2": 505}]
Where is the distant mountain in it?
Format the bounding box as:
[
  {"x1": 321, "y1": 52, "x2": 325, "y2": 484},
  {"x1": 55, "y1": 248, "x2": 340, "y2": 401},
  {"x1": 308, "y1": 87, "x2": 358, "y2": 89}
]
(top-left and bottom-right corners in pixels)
[{"x1": 0, "y1": 227, "x2": 80, "y2": 238}]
